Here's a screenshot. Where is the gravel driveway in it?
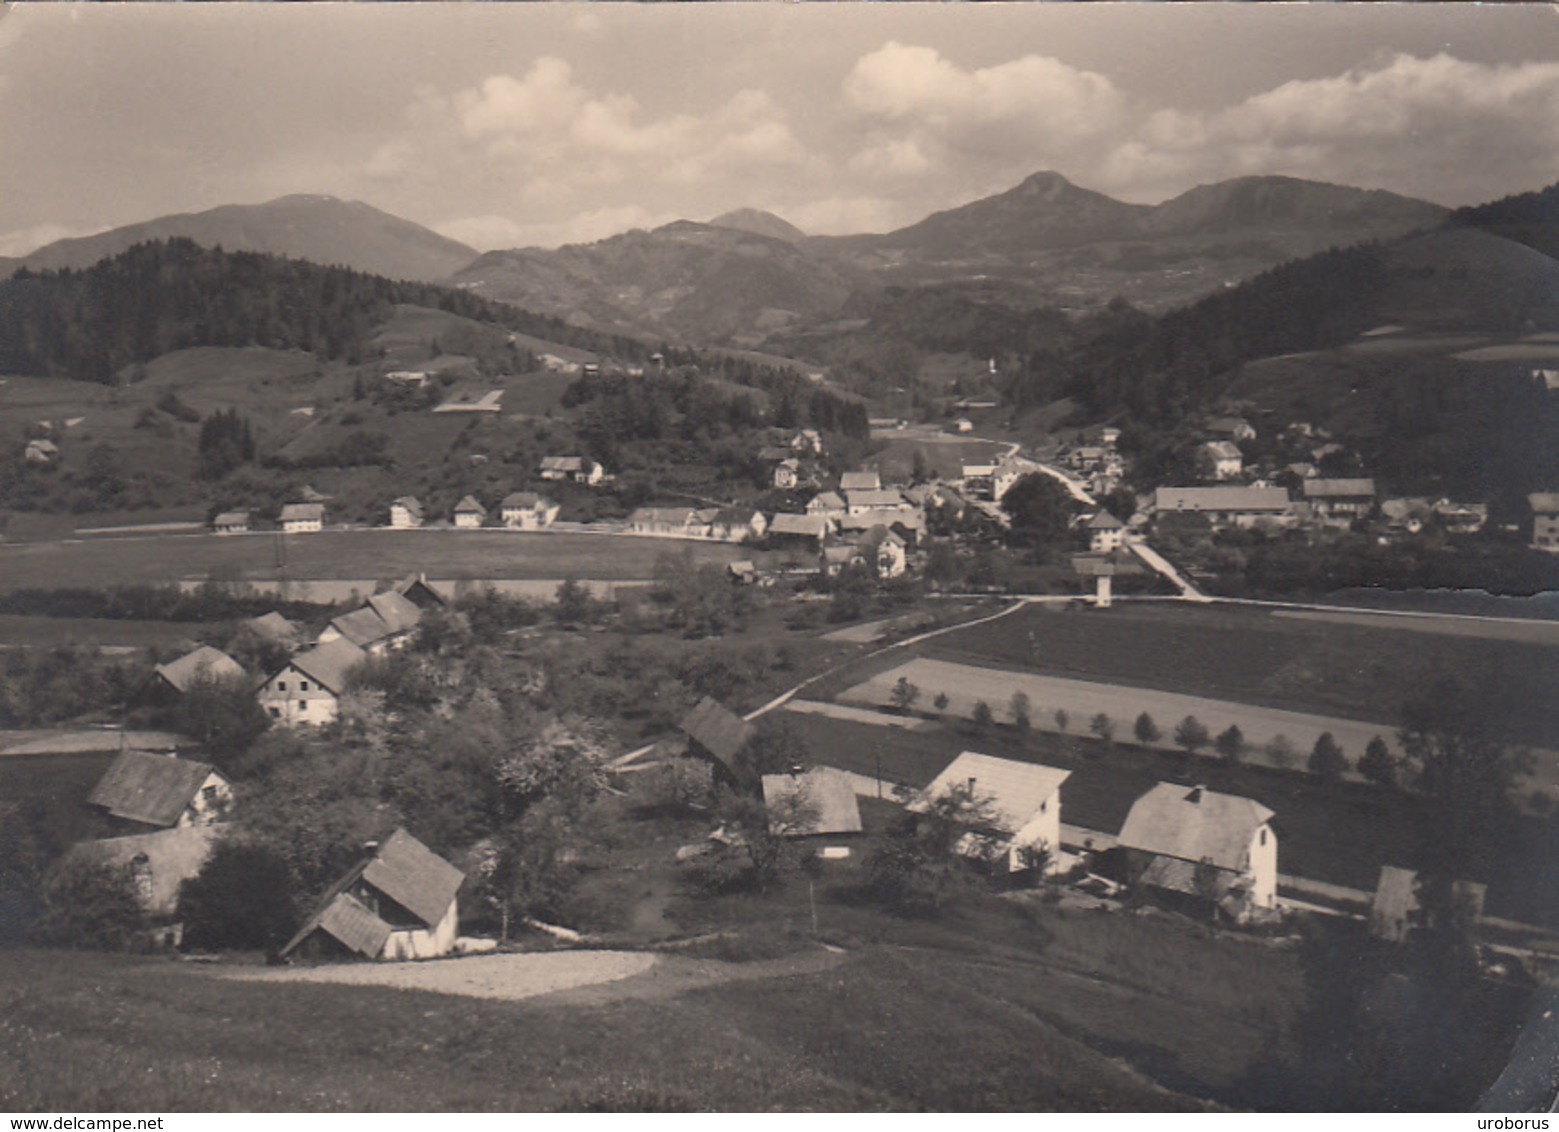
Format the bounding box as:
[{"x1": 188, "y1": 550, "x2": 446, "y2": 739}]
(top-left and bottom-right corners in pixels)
[{"x1": 225, "y1": 950, "x2": 659, "y2": 1001}]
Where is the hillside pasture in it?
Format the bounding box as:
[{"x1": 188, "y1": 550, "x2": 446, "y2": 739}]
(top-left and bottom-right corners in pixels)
[
  {"x1": 0, "y1": 528, "x2": 752, "y2": 591},
  {"x1": 865, "y1": 428, "x2": 1009, "y2": 482}
]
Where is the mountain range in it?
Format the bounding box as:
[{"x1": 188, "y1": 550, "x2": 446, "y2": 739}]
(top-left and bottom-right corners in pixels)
[
  {"x1": 0, "y1": 195, "x2": 478, "y2": 284},
  {"x1": 0, "y1": 172, "x2": 1465, "y2": 347}
]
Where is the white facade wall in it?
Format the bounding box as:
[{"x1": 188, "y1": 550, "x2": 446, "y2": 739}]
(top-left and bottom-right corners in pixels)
[
  {"x1": 380, "y1": 901, "x2": 459, "y2": 961},
  {"x1": 257, "y1": 666, "x2": 340, "y2": 726}
]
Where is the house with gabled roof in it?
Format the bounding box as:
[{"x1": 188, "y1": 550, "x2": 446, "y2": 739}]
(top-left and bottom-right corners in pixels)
[
  {"x1": 840, "y1": 470, "x2": 881, "y2": 494},
  {"x1": 679, "y1": 697, "x2": 755, "y2": 786},
  {"x1": 452, "y1": 495, "x2": 487, "y2": 529},
  {"x1": 87, "y1": 750, "x2": 233, "y2": 831},
  {"x1": 707, "y1": 507, "x2": 767, "y2": 544},
  {"x1": 500, "y1": 492, "x2": 560, "y2": 531},
  {"x1": 854, "y1": 524, "x2": 907, "y2": 578},
  {"x1": 152, "y1": 646, "x2": 246, "y2": 696},
  {"x1": 1198, "y1": 441, "x2": 1244, "y2": 482},
  {"x1": 1087, "y1": 510, "x2": 1126, "y2": 553},
  {"x1": 539, "y1": 455, "x2": 604, "y2": 485},
  {"x1": 918, "y1": 752, "x2": 1071, "y2": 873},
  {"x1": 762, "y1": 767, "x2": 862, "y2": 838},
  {"x1": 1118, "y1": 783, "x2": 1277, "y2": 915},
  {"x1": 805, "y1": 491, "x2": 846, "y2": 523},
  {"x1": 281, "y1": 829, "x2": 464, "y2": 962},
  {"x1": 392, "y1": 574, "x2": 449, "y2": 610},
  {"x1": 766, "y1": 512, "x2": 829, "y2": 548},
  {"x1": 1153, "y1": 486, "x2": 1294, "y2": 531},
  {"x1": 257, "y1": 638, "x2": 367, "y2": 726},
  {"x1": 1207, "y1": 416, "x2": 1256, "y2": 442},
  {"x1": 245, "y1": 611, "x2": 301, "y2": 649},
  {"x1": 845, "y1": 488, "x2": 906, "y2": 516},
  {"x1": 212, "y1": 510, "x2": 251, "y2": 534},
  {"x1": 1531, "y1": 492, "x2": 1559, "y2": 552},
  {"x1": 279, "y1": 502, "x2": 325, "y2": 533},
  {"x1": 59, "y1": 824, "x2": 225, "y2": 926},
  {"x1": 1303, "y1": 478, "x2": 1376, "y2": 523},
  {"x1": 318, "y1": 591, "x2": 423, "y2": 655},
  {"x1": 772, "y1": 458, "x2": 801, "y2": 489},
  {"x1": 628, "y1": 506, "x2": 698, "y2": 537},
  {"x1": 388, "y1": 496, "x2": 425, "y2": 529}
]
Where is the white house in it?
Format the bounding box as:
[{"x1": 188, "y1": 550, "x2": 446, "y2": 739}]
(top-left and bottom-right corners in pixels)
[
  {"x1": 773, "y1": 459, "x2": 801, "y2": 490},
  {"x1": 1532, "y1": 493, "x2": 1559, "y2": 552},
  {"x1": 1303, "y1": 478, "x2": 1377, "y2": 523},
  {"x1": 317, "y1": 591, "x2": 423, "y2": 655},
  {"x1": 87, "y1": 750, "x2": 234, "y2": 831},
  {"x1": 452, "y1": 495, "x2": 487, "y2": 528},
  {"x1": 1154, "y1": 486, "x2": 1294, "y2": 531},
  {"x1": 257, "y1": 638, "x2": 367, "y2": 726},
  {"x1": 280, "y1": 829, "x2": 464, "y2": 962},
  {"x1": 858, "y1": 525, "x2": 908, "y2": 578},
  {"x1": 839, "y1": 470, "x2": 881, "y2": 493},
  {"x1": 806, "y1": 491, "x2": 846, "y2": 523},
  {"x1": 212, "y1": 510, "x2": 250, "y2": 534},
  {"x1": 1198, "y1": 441, "x2": 1244, "y2": 481},
  {"x1": 918, "y1": 752, "x2": 1071, "y2": 873},
  {"x1": 24, "y1": 438, "x2": 59, "y2": 465},
  {"x1": 1087, "y1": 510, "x2": 1126, "y2": 553},
  {"x1": 1118, "y1": 783, "x2": 1278, "y2": 915},
  {"x1": 279, "y1": 502, "x2": 325, "y2": 533},
  {"x1": 388, "y1": 496, "x2": 425, "y2": 529},
  {"x1": 500, "y1": 492, "x2": 560, "y2": 530},
  {"x1": 627, "y1": 507, "x2": 697, "y2": 537},
  {"x1": 539, "y1": 456, "x2": 604, "y2": 485},
  {"x1": 845, "y1": 488, "x2": 905, "y2": 516},
  {"x1": 1207, "y1": 417, "x2": 1257, "y2": 442}
]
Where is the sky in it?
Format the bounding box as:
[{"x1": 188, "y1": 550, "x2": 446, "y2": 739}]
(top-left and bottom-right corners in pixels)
[{"x1": 2, "y1": 2, "x2": 1559, "y2": 257}]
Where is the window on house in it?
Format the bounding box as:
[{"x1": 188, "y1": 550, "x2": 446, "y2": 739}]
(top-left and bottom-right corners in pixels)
[
  {"x1": 268, "y1": 707, "x2": 280, "y2": 719},
  {"x1": 298, "y1": 700, "x2": 307, "y2": 712},
  {"x1": 277, "y1": 680, "x2": 287, "y2": 692},
  {"x1": 1260, "y1": 828, "x2": 1267, "y2": 847},
  {"x1": 300, "y1": 680, "x2": 310, "y2": 692}
]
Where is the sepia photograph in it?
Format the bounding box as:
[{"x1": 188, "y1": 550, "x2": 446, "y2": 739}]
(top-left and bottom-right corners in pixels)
[{"x1": 0, "y1": 0, "x2": 1557, "y2": 1114}]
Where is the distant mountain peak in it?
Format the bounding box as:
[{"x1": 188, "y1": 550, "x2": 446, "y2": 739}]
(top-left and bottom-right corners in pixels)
[{"x1": 707, "y1": 208, "x2": 807, "y2": 243}]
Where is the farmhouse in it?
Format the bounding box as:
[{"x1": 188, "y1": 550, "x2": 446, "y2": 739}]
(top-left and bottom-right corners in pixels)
[
  {"x1": 152, "y1": 646, "x2": 246, "y2": 696},
  {"x1": 1528, "y1": 492, "x2": 1559, "y2": 551},
  {"x1": 856, "y1": 525, "x2": 908, "y2": 578},
  {"x1": 88, "y1": 750, "x2": 233, "y2": 831},
  {"x1": 761, "y1": 767, "x2": 863, "y2": 838},
  {"x1": 1303, "y1": 478, "x2": 1377, "y2": 523},
  {"x1": 500, "y1": 492, "x2": 560, "y2": 530},
  {"x1": 678, "y1": 696, "x2": 755, "y2": 786},
  {"x1": 772, "y1": 458, "x2": 801, "y2": 489},
  {"x1": 1087, "y1": 510, "x2": 1126, "y2": 553},
  {"x1": 452, "y1": 495, "x2": 487, "y2": 529},
  {"x1": 919, "y1": 752, "x2": 1071, "y2": 873},
  {"x1": 279, "y1": 502, "x2": 325, "y2": 533},
  {"x1": 1153, "y1": 486, "x2": 1294, "y2": 530},
  {"x1": 789, "y1": 429, "x2": 824, "y2": 456},
  {"x1": 318, "y1": 591, "x2": 423, "y2": 654},
  {"x1": 59, "y1": 824, "x2": 223, "y2": 926},
  {"x1": 706, "y1": 507, "x2": 767, "y2": 543},
  {"x1": 392, "y1": 574, "x2": 449, "y2": 610},
  {"x1": 805, "y1": 491, "x2": 846, "y2": 523},
  {"x1": 1118, "y1": 783, "x2": 1277, "y2": 917},
  {"x1": 257, "y1": 638, "x2": 367, "y2": 726},
  {"x1": 840, "y1": 470, "x2": 881, "y2": 494},
  {"x1": 1207, "y1": 416, "x2": 1256, "y2": 442},
  {"x1": 212, "y1": 510, "x2": 251, "y2": 534},
  {"x1": 1198, "y1": 441, "x2": 1244, "y2": 482},
  {"x1": 24, "y1": 438, "x2": 59, "y2": 464},
  {"x1": 539, "y1": 455, "x2": 604, "y2": 484},
  {"x1": 628, "y1": 506, "x2": 697, "y2": 537},
  {"x1": 838, "y1": 508, "x2": 924, "y2": 542},
  {"x1": 961, "y1": 461, "x2": 998, "y2": 500},
  {"x1": 281, "y1": 829, "x2": 465, "y2": 962},
  {"x1": 388, "y1": 496, "x2": 425, "y2": 529},
  {"x1": 820, "y1": 545, "x2": 863, "y2": 577},
  {"x1": 766, "y1": 512, "x2": 829, "y2": 548},
  {"x1": 1368, "y1": 865, "x2": 1487, "y2": 945}
]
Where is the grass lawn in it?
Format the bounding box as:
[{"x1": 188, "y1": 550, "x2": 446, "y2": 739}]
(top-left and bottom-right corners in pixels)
[
  {"x1": 0, "y1": 529, "x2": 753, "y2": 591},
  {"x1": 0, "y1": 614, "x2": 204, "y2": 650},
  {"x1": 923, "y1": 601, "x2": 1559, "y2": 747}
]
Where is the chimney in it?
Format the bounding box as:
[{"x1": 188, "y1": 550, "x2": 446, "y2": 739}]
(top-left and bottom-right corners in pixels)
[
  {"x1": 967, "y1": 777, "x2": 977, "y2": 794},
  {"x1": 1186, "y1": 786, "x2": 1204, "y2": 804},
  {"x1": 362, "y1": 840, "x2": 380, "y2": 855}
]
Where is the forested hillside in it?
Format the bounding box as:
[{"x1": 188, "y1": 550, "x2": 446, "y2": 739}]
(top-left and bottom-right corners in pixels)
[{"x1": 0, "y1": 240, "x2": 648, "y2": 384}]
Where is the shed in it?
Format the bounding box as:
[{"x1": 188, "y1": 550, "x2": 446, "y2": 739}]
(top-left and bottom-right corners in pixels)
[{"x1": 679, "y1": 697, "x2": 755, "y2": 783}]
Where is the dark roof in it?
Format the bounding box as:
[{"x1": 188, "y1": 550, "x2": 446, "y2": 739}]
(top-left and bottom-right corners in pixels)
[
  {"x1": 279, "y1": 502, "x2": 325, "y2": 522},
  {"x1": 280, "y1": 828, "x2": 463, "y2": 959},
  {"x1": 454, "y1": 494, "x2": 487, "y2": 515},
  {"x1": 679, "y1": 697, "x2": 754, "y2": 774},
  {"x1": 362, "y1": 828, "x2": 465, "y2": 926},
  {"x1": 1303, "y1": 478, "x2": 1376, "y2": 499},
  {"x1": 87, "y1": 751, "x2": 223, "y2": 828},
  {"x1": 1154, "y1": 486, "x2": 1291, "y2": 513},
  {"x1": 1087, "y1": 510, "x2": 1125, "y2": 530},
  {"x1": 154, "y1": 646, "x2": 245, "y2": 693},
  {"x1": 501, "y1": 492, "x2": 548, "y2": 509},
  {"x1": 61, "y1": 826, "x2": 222, "y2": 917},
  {"x1": 328, "y1": 591, "x2": 422, "y2": 649},
  {"x1": 212, "y1": 511, "x2": 250, "y2": 527},
  {"x1": 768, "y1": 513, "x2": 829, "y2": 539},
  {"x1": 287, "y1": 639, "x2": 368, "y2": 695},
  {"x1": 840, "y1": 471, "x2": 881, "y2": 492}
]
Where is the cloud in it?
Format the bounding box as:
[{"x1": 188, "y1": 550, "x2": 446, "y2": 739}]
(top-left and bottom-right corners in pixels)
[
  {"x1": 1097, "y1": 53, "x2": 1559, "y2": 203},
  {"x1": 841, "y1": 42, "x2": 1129, "y2": 184}
]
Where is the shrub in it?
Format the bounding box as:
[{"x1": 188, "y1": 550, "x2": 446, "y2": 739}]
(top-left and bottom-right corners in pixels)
[
  {"x1": 35, "y1": 856, "x2": 146, "y2": 951},
  {"x1": 177, "y1": 840, "x2": 297, "y2": 953},
  {"x1": 1215, "y1": 725, "x2": 1245, "y2": 765},
  {"x1": 1309, "y1": 732, "x2": 1349, "y2": 782},
  {"x1": 1174, "y1": 715, "x2": 1210, "y2": 754},
  {"x1": 1358, "y1": 736, "x2": 1397, "y2": 787},
  {"x1": 1134, "y1": 712, "x2": 1161, "y2": 747}
]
